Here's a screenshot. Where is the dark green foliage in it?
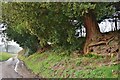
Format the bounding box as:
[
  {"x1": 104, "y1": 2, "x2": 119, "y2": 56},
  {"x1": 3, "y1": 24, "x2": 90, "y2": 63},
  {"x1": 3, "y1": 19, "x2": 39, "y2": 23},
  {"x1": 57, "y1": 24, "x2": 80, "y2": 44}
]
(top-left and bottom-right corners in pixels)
[{"x1": 2, "y1": 2, "x2": 115, "y2": 55}]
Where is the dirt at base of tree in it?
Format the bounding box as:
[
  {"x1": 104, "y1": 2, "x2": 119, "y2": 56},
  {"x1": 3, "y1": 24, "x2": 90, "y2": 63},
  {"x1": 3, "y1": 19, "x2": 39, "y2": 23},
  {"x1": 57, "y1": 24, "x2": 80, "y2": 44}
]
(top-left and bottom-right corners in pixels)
[{"x1": 88, "y1": 30, "x2": 120, "y2": 58}]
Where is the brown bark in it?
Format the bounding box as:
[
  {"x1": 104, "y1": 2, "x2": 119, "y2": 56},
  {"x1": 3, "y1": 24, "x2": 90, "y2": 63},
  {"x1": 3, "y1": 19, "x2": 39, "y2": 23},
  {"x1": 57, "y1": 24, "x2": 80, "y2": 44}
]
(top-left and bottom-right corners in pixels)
[{"x1": 83, "y1": 9, "x2": 102, "y2": 54}]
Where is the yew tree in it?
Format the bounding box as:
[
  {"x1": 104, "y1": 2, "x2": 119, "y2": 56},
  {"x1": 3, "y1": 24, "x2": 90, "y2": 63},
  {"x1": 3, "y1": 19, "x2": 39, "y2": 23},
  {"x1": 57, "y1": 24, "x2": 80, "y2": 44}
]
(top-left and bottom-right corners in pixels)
[
  {"x1": 2, "y1": 2, "x2": 118, "y2": 55},
  {"x1": 82, "y1": 4, "x2": 119, "y2": 54},
  {"x1": 61, "y1": 2, "x2": 116, "y2": 54},
  {"x1": 36, "y1": 2, "x2": 116, "y2": 54}
]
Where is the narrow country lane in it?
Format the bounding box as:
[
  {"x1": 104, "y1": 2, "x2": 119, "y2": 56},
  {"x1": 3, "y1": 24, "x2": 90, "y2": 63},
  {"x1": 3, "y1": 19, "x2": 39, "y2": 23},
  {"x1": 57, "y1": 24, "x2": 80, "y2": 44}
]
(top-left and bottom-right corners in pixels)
[
  {"x1": 0, "y1": 61, "x2": 22, "y2": 79},
  {"x1": 0, "y1": 57, "x2": 38, "y2": 79}
]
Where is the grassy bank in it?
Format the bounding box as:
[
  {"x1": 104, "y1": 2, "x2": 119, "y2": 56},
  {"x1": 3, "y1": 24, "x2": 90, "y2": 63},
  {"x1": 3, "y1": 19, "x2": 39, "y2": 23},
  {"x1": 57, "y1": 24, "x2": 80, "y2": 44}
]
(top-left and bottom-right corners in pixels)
[
  {"x1": 18, "y1": 49, "x2": 119, "y2": 78},
  {"x1": 0, "y1": 52, "x2": 12, "y2": 61}
]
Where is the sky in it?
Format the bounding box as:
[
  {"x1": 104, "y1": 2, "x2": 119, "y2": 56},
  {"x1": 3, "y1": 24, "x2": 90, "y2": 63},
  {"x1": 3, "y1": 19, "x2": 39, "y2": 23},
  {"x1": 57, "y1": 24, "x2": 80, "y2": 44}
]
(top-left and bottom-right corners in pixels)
[
  {"x1": 75, "y1": 18, "x2": 120, "y2": 37},
  {"x1": 0, "y1": 24, "x2": 23, "y2": 53},
  {"x1": 99, "y1": 19, "x2": 120, "y2": 32}
]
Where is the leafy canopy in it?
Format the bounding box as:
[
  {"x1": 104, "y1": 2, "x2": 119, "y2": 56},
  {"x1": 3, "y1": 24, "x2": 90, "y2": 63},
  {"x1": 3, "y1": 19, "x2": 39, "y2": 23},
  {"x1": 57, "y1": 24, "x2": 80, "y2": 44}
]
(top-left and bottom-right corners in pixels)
[{"x1": 2, "y1": 2, "x2": 115, "y2": 53}]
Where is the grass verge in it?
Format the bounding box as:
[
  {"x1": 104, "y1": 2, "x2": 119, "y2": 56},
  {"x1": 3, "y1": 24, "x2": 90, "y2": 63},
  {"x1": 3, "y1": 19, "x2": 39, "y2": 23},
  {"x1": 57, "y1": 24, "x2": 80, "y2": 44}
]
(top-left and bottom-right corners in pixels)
[
  {"x1": 0, "y1": 52, "x2": 12, "y2": 61},
  {"x1": 18, "y1": 49, "x2": 119, "y2": 78}
]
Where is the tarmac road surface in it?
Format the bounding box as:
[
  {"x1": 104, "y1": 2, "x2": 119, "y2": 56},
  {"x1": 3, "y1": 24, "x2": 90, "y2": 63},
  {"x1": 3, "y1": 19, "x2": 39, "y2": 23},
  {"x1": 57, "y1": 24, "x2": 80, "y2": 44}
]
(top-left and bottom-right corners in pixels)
[{"x1": 0, "y1": 57, "x2": 38, "y2": 79}]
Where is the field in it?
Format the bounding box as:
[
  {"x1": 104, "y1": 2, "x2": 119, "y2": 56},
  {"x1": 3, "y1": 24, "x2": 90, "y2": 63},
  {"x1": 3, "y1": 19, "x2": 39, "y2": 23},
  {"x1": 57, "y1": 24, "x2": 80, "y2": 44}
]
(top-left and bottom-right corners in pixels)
[{"x1": 0, "y1": 52, "x2": 12, "y2": 61}]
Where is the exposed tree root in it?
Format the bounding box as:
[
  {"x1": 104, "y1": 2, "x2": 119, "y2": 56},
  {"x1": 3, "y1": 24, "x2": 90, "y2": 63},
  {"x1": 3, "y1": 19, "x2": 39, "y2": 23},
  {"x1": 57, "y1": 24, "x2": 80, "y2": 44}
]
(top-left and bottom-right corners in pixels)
[
  {"x1": 88, "y1": 36, "x2": 115, "y2": 47},
  {"x1": 84, "y1": 31, "x2": 120, "y2": 56}
]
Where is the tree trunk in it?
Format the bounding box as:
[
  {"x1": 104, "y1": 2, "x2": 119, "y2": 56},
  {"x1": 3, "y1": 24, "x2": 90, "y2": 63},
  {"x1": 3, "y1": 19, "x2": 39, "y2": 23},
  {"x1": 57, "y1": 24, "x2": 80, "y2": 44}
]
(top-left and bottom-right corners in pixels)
[
  {"x1": 83, "y1": 9, "x2": 102, "y2": 54},
  {"x1": 114, "y1": 17, "x2": 117, "y2": 31}
]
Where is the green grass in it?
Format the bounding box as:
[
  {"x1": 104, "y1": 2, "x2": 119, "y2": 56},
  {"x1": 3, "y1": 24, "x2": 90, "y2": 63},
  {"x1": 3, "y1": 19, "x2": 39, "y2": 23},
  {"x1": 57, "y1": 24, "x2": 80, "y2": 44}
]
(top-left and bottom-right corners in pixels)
[
  {"x1": 0, "y1": 52, "x2": 12, "y2": 61},
  {"x1": 18, "y1": 50, "x2": 119, "y2": 78}
]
